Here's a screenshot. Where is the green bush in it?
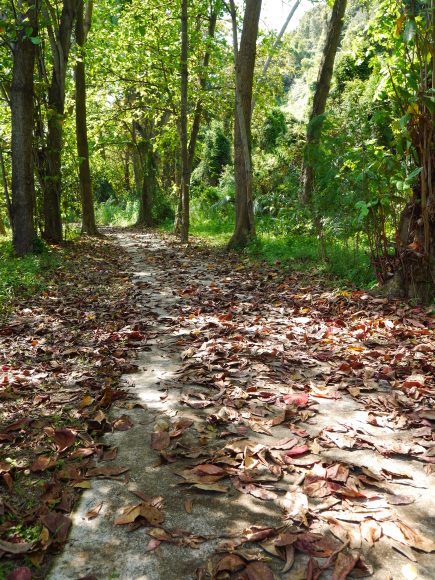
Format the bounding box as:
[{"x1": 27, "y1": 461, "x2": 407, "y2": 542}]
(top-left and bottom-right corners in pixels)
[
  {"x1": 191, "y1": 122, "x2": 232, "y2": 187},
  {"x1": 259, "y1": 108, "x2": 287, "y2": 151}
]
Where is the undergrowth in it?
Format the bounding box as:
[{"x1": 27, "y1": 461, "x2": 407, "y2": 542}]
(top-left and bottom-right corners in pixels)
[
  {"x1": 164, "y1": 209, "x2": 376, "y2": 289},
  {"x1": 0, "y1": 238, "x2": 64, "y2": 322},
  {"x1": 94, "y1": 197, "x2": 139, "y2": 227}
]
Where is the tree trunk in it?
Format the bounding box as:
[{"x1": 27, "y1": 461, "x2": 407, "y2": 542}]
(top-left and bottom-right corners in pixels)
[
  {"x1": 124, "y1": 147, "x2": 131, "y2": 192},
  {"x1": 43, "y1": 0, "x2": 77, "y2": 242},
  {"x1": 9, "y1": 0, "x2": 37, "y2": 256},
  {"x1": 227, "y1": 0, "x2": 262, "y2": 249},
  {"x1": 300, "y1": 0, "x2": 347, "y2": 206},
  {"x1": 76, "y1": 0, "x2": 98, "y2": 235},
  {"x1": 180, "y1": 0, "x2": 189, "y2": 243},
  {"x1": 132, "y1": 122, "x2": 143, "y2": 198},
  {"x1": 137, "y1": 147, "x2": 156, "y2": 227},
  {"x1": 0, "y1": 144, "x2": 11, "y2": 234},
  {"x1": 0, "y1": 212, "x2": 6, "y2": 236},
  {"x1": 174, "y1": 5, "x2": 217, "y2": 237}
]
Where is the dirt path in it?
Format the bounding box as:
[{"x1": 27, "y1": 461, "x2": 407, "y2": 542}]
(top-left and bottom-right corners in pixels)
[{"x1": 48, "y1": 230, "x2": 435, "y2": 580}]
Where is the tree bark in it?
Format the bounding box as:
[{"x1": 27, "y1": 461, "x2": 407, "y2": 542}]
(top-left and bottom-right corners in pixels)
[
  {"x1": 43, "y1": 0, "x2": 77, "y2": 242},
  {"x1": 299, "y1": 0, "x2": 347, "y2": 206},
  {"x1": 124, "y1": 147, "x2": 131, "y2": 192},
  {"x1": 0, "y1": 144, "x2": 11, "y2": 234},
  {"x1": 227, "y1": 0, "x2": 262, "y2": 249},
  {"x1": 174, "y1": 5, "x2": 217, "y2": 237},
  {"x1": 180, "y1": 0, "x2": 189, "y2": 243},
  {"x1": 76, "y1": 0, "x2": 98, "y2": 235},
  {"x1": 9, "y1": 0, "x2": 37, "y2": 255}
]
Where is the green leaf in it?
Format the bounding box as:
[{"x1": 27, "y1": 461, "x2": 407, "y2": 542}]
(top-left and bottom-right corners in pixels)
[
  {"x1": 406, "y1": 166, "x2": 422, "y2": 180},
  {"x1": 25, "y1": 27, "x2": 33, "y2": 36},
  {"x1": 403, "y1": 19, "x2": 417, "y2": 43},
  {"x1": 30, "y1": 37, "x2": 41, "y2": 44},
  {"x1": 399, "y1": 113, "x2": 412, "y2": 128}
]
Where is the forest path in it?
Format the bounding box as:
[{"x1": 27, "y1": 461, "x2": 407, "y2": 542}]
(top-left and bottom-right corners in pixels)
[{"x1": 48, "y1": 229, "x2": 435, "y2": 580}]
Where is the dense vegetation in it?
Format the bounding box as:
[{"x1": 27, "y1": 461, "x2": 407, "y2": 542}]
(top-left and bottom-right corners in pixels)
[{"x1": 1, "y1": 0, "x2": 435, "y2": 299}]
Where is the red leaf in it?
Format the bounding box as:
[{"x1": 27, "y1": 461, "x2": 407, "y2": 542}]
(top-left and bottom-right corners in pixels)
[
  {"x1": 6, "y1": 568, "x2": 32, "y2": 580},
  {"x1": 282, "y1": 445, "x2": 309, "y2": 457},
  {"x1": 195, "y1": 464, "x2": 226, "y2": 476},
  {"x1": 283, "y1": 393, "x2": 309, "y2": 407}
]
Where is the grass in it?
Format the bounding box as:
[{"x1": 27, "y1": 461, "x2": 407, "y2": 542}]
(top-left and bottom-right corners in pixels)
[
  {"x1": 94, "y1": 197, "x2": 139, "y2": 227},
  {"x1": 97, "y1": 199, "x2": 376, "y2": 289},
  {"x1": 167, "y1": 209, "x2": 376, "y2": 289},
  {"x1": 0, "y1": 234, "x2": 64, "y2": 322}
]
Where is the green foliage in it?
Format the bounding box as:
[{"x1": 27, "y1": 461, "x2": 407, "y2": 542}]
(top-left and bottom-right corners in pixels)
[
  {"x1": 0, "y1": 561, "x2": 15, "y2": 580},
  {"x1": 94, "y1": 195, "x2": 139, "y2": 226},
  {"x1": 259, "y1": 108, "x2": 287, "y2": 151},
  {"x1": 192, "y1": 122, "x2": 232, "y2": 187},
  {"x1": 0, "y1": 239, "x2": 63, "y2": 322},
  {"x1": 94, "y1": 177, "x2": 116, "y2": 203}
]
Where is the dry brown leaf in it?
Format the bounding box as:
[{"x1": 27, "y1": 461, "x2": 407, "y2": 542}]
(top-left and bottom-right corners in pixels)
[{"x1": 86, "y1": 502, "x2": 103, "y2": 519}]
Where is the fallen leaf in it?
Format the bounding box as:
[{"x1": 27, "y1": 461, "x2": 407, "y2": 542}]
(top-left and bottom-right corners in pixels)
[
  {"x1": 54, "y1": 429, "x2": 76, "y2": 452},
  {"x1": 145, "y1": 538, "x2": 161, "y2": 551},
  {"x1": 5, "y1": 568, "x2": 32, "y2": 580},
  {"x1": 332, "y1": 552, "x2": 361, "y2": 580},
  {"x1": 246, "y1": 561, "x2": 275, "y2": 580},
  {"x1": 151, "y1": 431, "x2": 170, "y2": 450},
  {"x1": 112, "y1": 415, "x2": 133, "y2": 431},
  {"x1": 283, "y1": 393, "x2": 309, "y2": 407},
  {"x1": 214, "y1": 554, "x2": 245, "y2": 575},
  {"x1": 0, "y1": 540, "x2": 34, "y2": 554},
  {"x1": 86, "y1": 502, "x2": 103, "y2": 519}
]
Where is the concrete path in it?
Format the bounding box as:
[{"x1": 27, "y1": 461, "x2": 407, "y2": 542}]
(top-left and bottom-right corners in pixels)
[{"x1": 48, "y1": 230, "x2": 435, "y2": 580}]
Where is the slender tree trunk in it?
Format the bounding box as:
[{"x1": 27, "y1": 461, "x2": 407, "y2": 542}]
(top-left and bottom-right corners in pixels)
[
  {"x1": 76, "y1": 0, "x2": 98, "y2": 235},
  {"x1": 132, "y1": 121, "x2": 143, "y2": 198},
  {"x1": 174, "y1": 5, "x2": 217, "y2": 236},
  {"x1": 180, "y1": 0, "x2": 189, "y2": 242},
  {"x1": 227, "y1": 0, "x2": 262, "y2": 249},
  {"x1": 43, "y1": 0, "x2": 76, "y2": 242},
  {"x1": 0, "y1": 144, "x2": 11, "y2": 233},
  {"x1": 251, "y1": 0, "x2": 301, "y2": 115},
  {"x1": 300, "y1": 0, "x2": 348, "y2": 206},
  {"x1": 9, "y1": 0, "x2": 37, "y2": 255},
  {"x1": 124, "y1": 147, "x2": 131, "y2": 192},
  {"x1": 0, "y1": 212, "x2": 6, "y2": 236}
]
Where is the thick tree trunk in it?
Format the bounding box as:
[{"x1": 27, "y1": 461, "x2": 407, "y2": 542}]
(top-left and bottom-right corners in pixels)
[
  {"x1": 300, "y1": 0, "x2": 347, "y2": 206},
  {"x1": 227, "y1": 0, "x2": 262, "y2": 249},
  {"x1": 180, "y1": 0, "x2": 189, "y2": 243},
  {"x1": 137, "y1": 148, "x2": 156, "y2": 227},
  {"x1": 43, "y1": 0, "x2": 76, "y2": 242},
  {"x1": 76, "y1": 0, "x2": 98, "y2": 235},
  {"x1": 9, "y1": 1, "x2": 37, "y2": 256}
]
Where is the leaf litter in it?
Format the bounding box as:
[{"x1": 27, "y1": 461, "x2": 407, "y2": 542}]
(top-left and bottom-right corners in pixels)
[{"x1": 2, "y1": 229, "x2": 435, "y2": 578}]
